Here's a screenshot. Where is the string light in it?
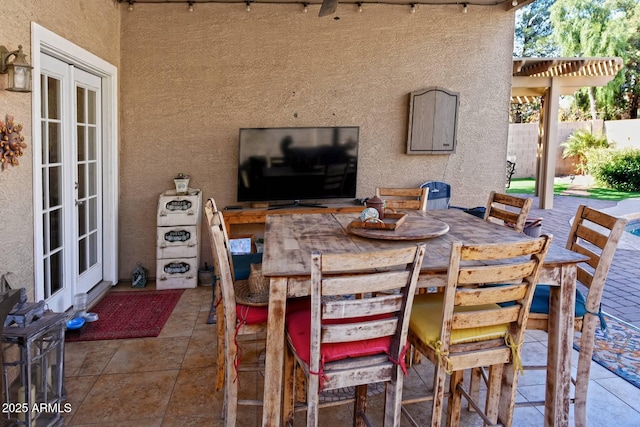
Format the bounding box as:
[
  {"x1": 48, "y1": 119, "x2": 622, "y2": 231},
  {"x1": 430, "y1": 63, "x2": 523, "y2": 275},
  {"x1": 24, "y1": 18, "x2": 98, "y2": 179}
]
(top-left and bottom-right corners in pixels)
[
  {"x1": 410, "y1": 3, "x2": 416, "y2": 13},
  {"x1": 357, "y1": 2, "x2": 363, "y2": 12},
  {"x1": 188, "y1": 1, "x2": 194, "y2": 12},
  {"x1": 512, "y1": 0, "x2": 518, "y2": 6},
  {"x1": 246, "y1": 1, "x2": 251, "y2": 12},
  {"x1": 128, "y1": 0, "x2": 134, "y2": 11},
  {"x1": 463, "y1": 3, "x2": 467, "y2": 13},
  {"x1": 303, "y1": 2, "x2": 308, "y2": 13}
]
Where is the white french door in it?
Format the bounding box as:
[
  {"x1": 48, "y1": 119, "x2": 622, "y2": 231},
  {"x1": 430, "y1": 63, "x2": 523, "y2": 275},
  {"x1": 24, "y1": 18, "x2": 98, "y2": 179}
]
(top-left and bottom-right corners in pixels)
[{"x1": 38, "y1": 54, "x2": 103, "y2": 312}]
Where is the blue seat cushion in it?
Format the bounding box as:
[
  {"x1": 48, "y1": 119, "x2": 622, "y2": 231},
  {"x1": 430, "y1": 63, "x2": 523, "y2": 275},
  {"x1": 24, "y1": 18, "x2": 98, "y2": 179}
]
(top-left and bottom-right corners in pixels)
[
  {"x1": 231, "y1": 253, "x2": 263, "y2": 280},
  {"x1": 529, "y1": 285, "x2": 587, "y2": 318}
]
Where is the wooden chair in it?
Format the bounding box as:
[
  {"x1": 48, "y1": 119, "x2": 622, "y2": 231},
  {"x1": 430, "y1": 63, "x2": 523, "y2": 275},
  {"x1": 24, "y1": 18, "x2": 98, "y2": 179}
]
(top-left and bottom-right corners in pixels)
[
  {"x1": 520, "y1": 205, "x2": 627, "y2": 426},
  {"x1": 205, "y1": 199, "x2": 269, "y2": 426},
  {"x1": 402, "y1": 235, "x2": 552, "y2": 427},
  {"x1": 283, "y1": 244, "x2": 426, "y2": 427},
  {"x1": 375, "y1": 187, "x2": 428, "y2": 211},
  {"x1": 483, "y1": 191, "x2": 533, "y2": 233}
]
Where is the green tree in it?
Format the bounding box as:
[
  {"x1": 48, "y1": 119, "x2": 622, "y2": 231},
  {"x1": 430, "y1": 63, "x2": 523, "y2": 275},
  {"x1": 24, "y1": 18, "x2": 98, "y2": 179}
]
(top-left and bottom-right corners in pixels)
[
  {"x1": 601, "y1": 0, "x2": 640, "y2": 119},
  {"x1": 550, "y1": 0, "x2": 639, "y2": 119},
  {"x1": 514, "y1": 0, "x2": 559, "y2": 57}
]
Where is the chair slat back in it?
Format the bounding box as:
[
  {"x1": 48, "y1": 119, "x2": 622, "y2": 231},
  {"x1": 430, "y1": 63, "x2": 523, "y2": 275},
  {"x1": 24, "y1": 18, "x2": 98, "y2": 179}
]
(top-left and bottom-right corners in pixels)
[
  {"x1": 484, "y1": 191, "x2": 533, "y2": 233},
  {"x1": 204, "y1": 200, "x2": 238, "y2": 333},
  {"x1": 309, "y1": 244, "x2": 425, "y2": 370},
  {"x1": 205, "y1": 198, "x2": 238, "y2": 281},
  {"x1": 375, "y1": 187, "x2": 428, "y2": 212},
  {"x1": 439, "y1": 235, "x2": 552, "y2": 352},
  {"x1": 566, "y1": 205, "x2": 627, "y2": 310}
]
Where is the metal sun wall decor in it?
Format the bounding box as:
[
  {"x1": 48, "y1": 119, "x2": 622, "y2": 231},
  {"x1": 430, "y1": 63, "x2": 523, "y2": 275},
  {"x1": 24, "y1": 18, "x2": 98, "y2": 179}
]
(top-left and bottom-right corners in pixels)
[{"x1": 0, "y1": 114, "x2": 27, "y2": 170}]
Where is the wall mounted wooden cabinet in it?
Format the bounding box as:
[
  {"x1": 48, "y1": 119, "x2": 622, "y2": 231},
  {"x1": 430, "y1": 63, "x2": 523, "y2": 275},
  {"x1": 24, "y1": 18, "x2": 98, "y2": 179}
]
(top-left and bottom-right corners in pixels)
[{"x1": 406, "y1": 87, "x2": 459, "y2": 155}]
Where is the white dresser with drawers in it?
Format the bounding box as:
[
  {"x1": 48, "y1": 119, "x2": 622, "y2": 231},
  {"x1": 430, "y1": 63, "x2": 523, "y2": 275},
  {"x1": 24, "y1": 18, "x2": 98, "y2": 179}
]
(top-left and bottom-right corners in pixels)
[{"x1": 156, "y1": 189, "x2": 202, "y2": 289}]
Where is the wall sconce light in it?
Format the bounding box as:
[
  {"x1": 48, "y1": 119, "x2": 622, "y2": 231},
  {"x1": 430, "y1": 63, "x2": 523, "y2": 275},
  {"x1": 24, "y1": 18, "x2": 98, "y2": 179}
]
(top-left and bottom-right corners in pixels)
[{"x1": 0, "y1": 45, "x2": 33, "y2": 93}]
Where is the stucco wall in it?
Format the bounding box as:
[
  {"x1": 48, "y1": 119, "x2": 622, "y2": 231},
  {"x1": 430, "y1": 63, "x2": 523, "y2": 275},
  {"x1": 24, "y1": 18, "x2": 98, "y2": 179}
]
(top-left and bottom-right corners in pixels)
[
  {"x1": 119, "y1": 3, "x2": 515, "y2": 278},
  {"x1": 605, "y1": 118, "x2": 640, "y2": 149},
  {"x1": 0, "y1": 0, "x2": 120, "y2": 299}
]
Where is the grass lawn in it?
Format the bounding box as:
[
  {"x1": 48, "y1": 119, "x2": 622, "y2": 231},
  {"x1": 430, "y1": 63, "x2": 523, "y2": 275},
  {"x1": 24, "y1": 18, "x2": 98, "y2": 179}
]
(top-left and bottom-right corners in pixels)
[{"x1": 507, "y1": 178, "x2": 640, "y2": 201}]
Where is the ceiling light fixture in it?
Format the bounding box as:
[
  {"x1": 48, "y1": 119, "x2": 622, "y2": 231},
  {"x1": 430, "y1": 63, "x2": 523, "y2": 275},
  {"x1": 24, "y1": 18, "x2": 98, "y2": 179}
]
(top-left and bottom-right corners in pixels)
[
  {"x1": 357, "y1": 2, "x2": 363, "y2": 12},
  {"x1": 0, "y1": 45, "x2": 33, "y2": 92},
  {"x1": 512, "y1": 0, "x2": 518, "y2": 6},
  {"x1": 463, "y1": 3, "x2": 467, "y2": 13},
  {"x1": 410, "y1": 3, "x2": 416, "y2": 13},
  {"x1": 303, "y1": 2, "x2": 308, "y2": 13},
  {"x1": 246, "y1": 1, "x2": 251, "y2": 12},
  {"x1": 128, "y1": 0, "x2": 134, "y2": 11},
  {"x1": 188, "y1": 1, "x2": 194, "y2": 12}
]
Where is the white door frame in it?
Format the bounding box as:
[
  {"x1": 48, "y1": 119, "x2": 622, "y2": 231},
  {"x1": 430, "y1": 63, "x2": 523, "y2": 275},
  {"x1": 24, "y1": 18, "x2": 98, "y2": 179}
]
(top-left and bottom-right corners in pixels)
[{"x1": 31, "y1": 23, "x2": 118, "y2": 306}]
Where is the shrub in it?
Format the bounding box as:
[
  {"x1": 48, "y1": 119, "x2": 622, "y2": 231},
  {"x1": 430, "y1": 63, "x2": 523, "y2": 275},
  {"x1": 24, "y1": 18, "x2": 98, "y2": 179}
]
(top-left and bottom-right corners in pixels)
[
  {"x1": 588, "y1": 149, "x2": 640, "y2": 192},
  {"x1": 560, "y1": 129, "x2": 612, "y2": 175}
]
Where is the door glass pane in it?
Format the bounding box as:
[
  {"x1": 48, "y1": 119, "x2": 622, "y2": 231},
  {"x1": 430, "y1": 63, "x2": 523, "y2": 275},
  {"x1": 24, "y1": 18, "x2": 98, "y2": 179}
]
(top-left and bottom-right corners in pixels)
[
  {"x1": 50, "y1": 250, "x2": 63, "y2": 294},
  {"x1": 41, "y1": 122, "x2": 47, "y2": 163},
  {"x1": 49, "y1": 166, "x2": 61, "y2": 208},
  {"x1": 48, "y1": 123, "x2": 61, "y2": 164},
  {"x1": 77, "y1": 163, "x2": 86, "y2": 199},
  {"x1": 47, "y1": 77, "x2": 60, "y2": 120},
  {"x1": 88, "y1": 90, "x2": 96, "y2": 124},
  {"x1": 76, "y1": 87, "x2": 85, "y2": 123},
  {"x1": 88, "y1": 127, "x2": 96, "y2": 161},
  {"x1": 77, "y1": 125, "x2": 86, "y2": 161},
  {"x1": 89, "y1": 197, "x2": 97, "y2": 231},
  {"x1": 41, "y1": 168, "x2": 47, "y2": 210},
  {"x1": 89, "y1": 232, "x2": 97, "y2": 266},
  {"x1": 40, "y1": 74, "x2": 46, "y2": 114},
  {"x1": 43, "y1": 257, "x2": 50, "y2": 295},
  {"x1": 78, "y1": 237, "x2": 87, "y2": 274},
  {"x1": 42, "y1": 212, "x2": 49, "y2": 254},
  {"x1": 88, "y1": 163, "x2": 97, "y2": 196},
  {"x1": 50, "y1": 208, "x2": 62, "y2": 252},
  {"x1": 78, "y1": 201, "x2": 86, "y2": 236}
]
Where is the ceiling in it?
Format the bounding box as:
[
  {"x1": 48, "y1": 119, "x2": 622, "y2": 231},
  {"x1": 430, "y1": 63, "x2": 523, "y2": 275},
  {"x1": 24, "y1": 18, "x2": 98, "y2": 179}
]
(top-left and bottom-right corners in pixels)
[{"x1": 119, "y1": 0, "x2": 532, "y2": 11}]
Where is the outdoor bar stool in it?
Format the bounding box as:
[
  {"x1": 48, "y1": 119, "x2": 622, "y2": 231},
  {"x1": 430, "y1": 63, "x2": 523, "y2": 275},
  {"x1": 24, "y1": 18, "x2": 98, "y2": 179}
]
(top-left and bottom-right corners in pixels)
[
  {"x1": 519, "y1": 205, "x2": 627, "y2": 426},
  {"x1": 483, "y1": 191, "x2": 533, "y2": 233},
  {"x1": 283, "y1": 244, "x2": 425, "y2": 427},
  {"x1": 375, "y1": 187, "x2": 428, "y2": 212},
  {"x1": 402, "y1": 235, "x2": 552, "y2": 427},
  {"x1": 205, "y1": 200, "x2": 308, "y2": 426}
]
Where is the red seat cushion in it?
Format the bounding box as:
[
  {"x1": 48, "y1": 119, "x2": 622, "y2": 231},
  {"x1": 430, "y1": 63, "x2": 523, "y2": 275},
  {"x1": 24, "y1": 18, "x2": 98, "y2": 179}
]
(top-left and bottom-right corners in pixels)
[
  {"x1": 286, "y1": 308, "x2": 392, "y2": 366},
  {"x1": 235, "y1": 297, "x2": 311, "y2": 326},
  {"x1": 235, "y1": 304, "x2": 268, "y2": 325}
]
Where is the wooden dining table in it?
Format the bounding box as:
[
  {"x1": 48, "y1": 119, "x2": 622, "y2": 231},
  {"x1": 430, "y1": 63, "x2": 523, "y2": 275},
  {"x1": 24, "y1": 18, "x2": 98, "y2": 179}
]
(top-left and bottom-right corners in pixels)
[{"x1": 260, "y1": 209, "x2": 588, "y2": 427}]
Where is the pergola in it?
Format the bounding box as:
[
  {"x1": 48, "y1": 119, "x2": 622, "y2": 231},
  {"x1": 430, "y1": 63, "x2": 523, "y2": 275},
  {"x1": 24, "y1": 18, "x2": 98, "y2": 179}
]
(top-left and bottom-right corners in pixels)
[{"x1": 511, "y1": 57, "x2": 624, "y2": 209}]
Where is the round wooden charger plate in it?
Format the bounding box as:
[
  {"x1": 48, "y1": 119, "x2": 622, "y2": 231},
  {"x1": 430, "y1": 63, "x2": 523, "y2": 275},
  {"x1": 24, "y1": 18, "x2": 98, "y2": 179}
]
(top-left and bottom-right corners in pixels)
[{"x1": 347, "y1": 217, "x2": 449, "y2": 240}]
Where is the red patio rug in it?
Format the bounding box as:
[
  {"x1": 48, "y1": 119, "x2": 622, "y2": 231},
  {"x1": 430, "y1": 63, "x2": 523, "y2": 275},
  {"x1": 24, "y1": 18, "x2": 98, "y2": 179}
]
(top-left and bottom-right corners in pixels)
[{"x1": 65, "y1": 289, "x2": 184, "y2": 342}]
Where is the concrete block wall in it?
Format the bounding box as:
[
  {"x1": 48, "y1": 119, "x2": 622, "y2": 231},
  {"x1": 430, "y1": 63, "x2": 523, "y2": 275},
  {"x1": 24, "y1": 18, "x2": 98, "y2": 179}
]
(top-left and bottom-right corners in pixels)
[{"x1": 505, "y1": 121, "x2": 629, "y2": 179}]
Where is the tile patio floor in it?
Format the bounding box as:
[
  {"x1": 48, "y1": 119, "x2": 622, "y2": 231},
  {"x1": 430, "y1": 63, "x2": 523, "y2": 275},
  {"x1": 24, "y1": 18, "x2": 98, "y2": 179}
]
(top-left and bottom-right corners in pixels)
[{"x1": 61, "y1": 193, "x2": 640, "y2": 426}]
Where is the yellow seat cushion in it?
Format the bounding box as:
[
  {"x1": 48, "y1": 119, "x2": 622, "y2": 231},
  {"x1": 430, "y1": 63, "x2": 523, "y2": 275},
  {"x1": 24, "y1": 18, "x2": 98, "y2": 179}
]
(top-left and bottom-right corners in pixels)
[{"x1": 410, "y1": 293, "x2": 509, "y2": 348}]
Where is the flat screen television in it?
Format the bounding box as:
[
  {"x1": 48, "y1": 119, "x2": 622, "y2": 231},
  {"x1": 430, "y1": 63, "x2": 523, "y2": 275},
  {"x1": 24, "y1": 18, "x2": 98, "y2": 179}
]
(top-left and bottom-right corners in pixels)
[{"x1": 237, "y1": 127, "x2": 359, "y2": 204}]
